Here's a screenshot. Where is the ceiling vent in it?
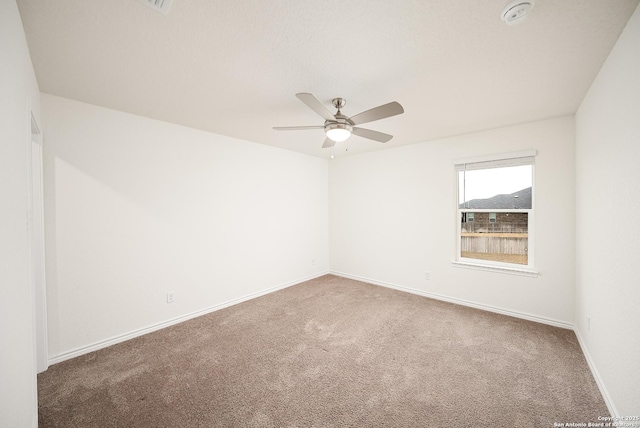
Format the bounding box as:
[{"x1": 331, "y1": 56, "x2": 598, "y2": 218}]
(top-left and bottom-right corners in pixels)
[{"x1": 139, "y1": 0, "x2": 173, "y2": 14}]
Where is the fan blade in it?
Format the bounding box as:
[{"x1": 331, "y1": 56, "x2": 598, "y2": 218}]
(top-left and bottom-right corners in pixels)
[
  {"x1": 349, "y1": 101, "x2": 404, "y2": 125},
  {"x1": 322, "y1": 138, "x2": 335, "y2": 148},
  {"x1": 273, "y1": 125, "x2": 324, "y2": 131},
  {"x1": 296, "y1": 93, "x2": 336, "y2": 121},
  {"x1": 352, "y1": 127, "x2": 393, "y2": 143}
]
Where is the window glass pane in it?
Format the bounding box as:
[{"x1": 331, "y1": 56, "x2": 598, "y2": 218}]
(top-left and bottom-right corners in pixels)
[
  {"x1": 460, "y1": 212, "x2": 528, "y2": 265},
  {"x1": 459, "y1": 165, "x2": 532, "y2": 209}
]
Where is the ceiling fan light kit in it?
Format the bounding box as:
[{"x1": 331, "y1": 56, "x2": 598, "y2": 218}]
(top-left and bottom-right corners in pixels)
[
  {"x1": 273, "y1": 93, "x2": 404, "y2": 150},
  {"x1": 325, "y1": 123, "x2": 353, "y2": 142}
]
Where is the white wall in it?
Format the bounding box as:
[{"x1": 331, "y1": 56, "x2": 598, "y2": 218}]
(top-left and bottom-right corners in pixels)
[
  {"x1": 575, "y1": 4, "x2": 640, "y2": 416},
  {"x1": 330, "y1": 116, "x2": 576, "y2": 326},
  {"x1": 42, "y1": 95, "x2": 329, "y2": 361},
  {"x1": 0, "y1": 1, "x2": 41, "y2": 427}
]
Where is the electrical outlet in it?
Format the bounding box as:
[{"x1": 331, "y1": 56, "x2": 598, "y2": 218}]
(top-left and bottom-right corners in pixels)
[
  {"x1": 587, "y1": 316, "x2": 591, "y2": 332},
  {"x1": 311, "y1": 259, "x2": 315, "y2": 266},
  {"x1": 425, "y1": 272, "x2": 431, "y2": 280},
  {"x1": 167, "y1": 292, "x2": 175, "y2": 303}
]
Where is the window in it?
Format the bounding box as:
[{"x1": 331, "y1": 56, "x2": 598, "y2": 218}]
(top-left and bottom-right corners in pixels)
[{"x1": 455, "y1": 151, "x2": 535, "y2": 272}]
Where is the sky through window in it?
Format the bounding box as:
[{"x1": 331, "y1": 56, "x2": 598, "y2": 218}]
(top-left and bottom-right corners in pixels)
[{"x1": 458, "y1": 165, "x2": 532, "y2": 204}]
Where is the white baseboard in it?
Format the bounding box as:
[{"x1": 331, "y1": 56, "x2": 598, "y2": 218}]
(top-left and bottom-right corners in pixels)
[
  {"x1": 330, "y1": 270, "x2": 574, "y2": 330},
  {"x1": 574, "y1": 328, "x2": 617, "y2": 417},
  {"x1": 48, "y1": 271, "x2": 330, "y2": 365}
]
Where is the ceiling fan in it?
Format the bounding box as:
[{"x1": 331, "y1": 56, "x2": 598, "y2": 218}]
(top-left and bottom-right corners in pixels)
[{"x1": 273, "y1": 93, "x2": 404, "y2": 148}]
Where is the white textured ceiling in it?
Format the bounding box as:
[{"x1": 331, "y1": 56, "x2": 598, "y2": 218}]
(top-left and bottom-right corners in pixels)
[{"x1": 17, "y1": 0, "x2": 640, "y2": 158}]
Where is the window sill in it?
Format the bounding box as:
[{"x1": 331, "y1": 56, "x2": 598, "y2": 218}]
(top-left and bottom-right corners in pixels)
[{"x1": 452, "y1": 260, "x2": 539, "y2": 278}]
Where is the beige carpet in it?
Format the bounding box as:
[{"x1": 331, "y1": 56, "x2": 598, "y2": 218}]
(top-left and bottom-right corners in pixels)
[{"x1": 38, "y1": 275, "x2": 608, "y2": 427}]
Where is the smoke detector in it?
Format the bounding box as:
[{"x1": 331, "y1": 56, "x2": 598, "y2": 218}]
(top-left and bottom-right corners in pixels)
[
  {"x1": 501, "y1": 1, "x2": 535, "y2": 25},
  {"x1": 138, "y1": 0, "x2": 173, "y2": 14}
]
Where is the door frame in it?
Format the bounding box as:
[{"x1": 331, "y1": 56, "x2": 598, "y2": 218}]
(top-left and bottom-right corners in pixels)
[{"x1": 28, "y1": 112, "x2": 48, "y2": 373}]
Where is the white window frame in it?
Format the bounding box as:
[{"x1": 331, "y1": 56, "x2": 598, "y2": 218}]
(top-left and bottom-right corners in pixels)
[{"x1": 453, "y1": 150, "x2": 538, "y2": 277}]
